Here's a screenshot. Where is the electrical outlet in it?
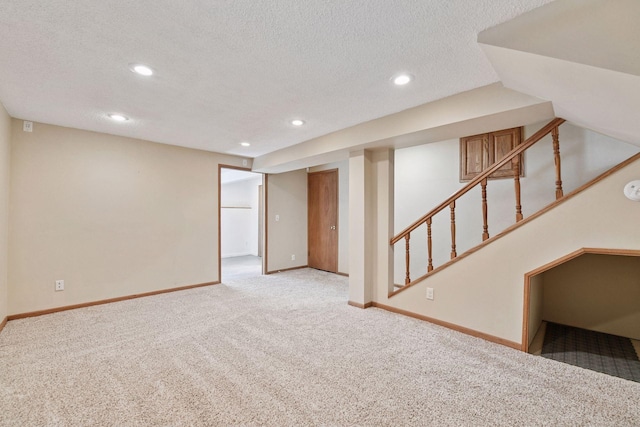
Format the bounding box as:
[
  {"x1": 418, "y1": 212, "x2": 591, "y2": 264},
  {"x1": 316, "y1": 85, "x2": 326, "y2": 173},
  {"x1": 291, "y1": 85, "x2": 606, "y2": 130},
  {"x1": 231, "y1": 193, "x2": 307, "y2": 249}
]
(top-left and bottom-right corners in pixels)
[
  {"x1": 275, "y1": 214, "x2": 280, "y2": 222},
  {"x1": 23, "y1": 121, "x2": 33, "y2": 132},
  {"x1": 55, "y1": 280, "x2": 65, "y2": 291},
  {"x1": 291, "y1": 254, "x2": 295, "y2": 261},
  {"x1": 426, "y1": 287, "x2": 434, "y2": 300}
]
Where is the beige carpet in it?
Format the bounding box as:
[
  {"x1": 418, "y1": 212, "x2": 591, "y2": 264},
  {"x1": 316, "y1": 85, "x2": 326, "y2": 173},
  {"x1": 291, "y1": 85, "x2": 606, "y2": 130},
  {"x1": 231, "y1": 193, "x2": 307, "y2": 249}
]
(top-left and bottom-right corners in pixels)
[
  {"x1": 1, "y1": 269, "x2": 639, "y2": 426},
  {"x1": 221, "y1": 255, "x2": 262, "y2": 281}
]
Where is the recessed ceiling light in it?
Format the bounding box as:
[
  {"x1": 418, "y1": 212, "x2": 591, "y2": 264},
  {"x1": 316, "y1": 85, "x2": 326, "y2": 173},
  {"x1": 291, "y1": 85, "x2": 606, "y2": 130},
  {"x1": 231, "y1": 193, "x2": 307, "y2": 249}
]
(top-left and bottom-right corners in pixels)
[
  {"x1": 392, "y1": 73, "x2": 413, "y2": 86},
  {"x1": 240, "y1": 142, "x2": 251, "y2": 147},
  {"x1": 130, "y1": 64, "x2": 154, "y2": 76},
  {"x1": 291, "y1": 119, "x2": 305, "y2": 126},
  {"x1": 108, "y1": 113, "x2": 129, "y2": 122}
]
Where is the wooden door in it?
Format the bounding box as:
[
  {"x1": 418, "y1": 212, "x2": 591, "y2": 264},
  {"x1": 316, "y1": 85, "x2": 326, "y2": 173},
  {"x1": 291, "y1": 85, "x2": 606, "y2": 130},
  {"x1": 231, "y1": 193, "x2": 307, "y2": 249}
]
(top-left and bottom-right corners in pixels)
[{"x1": 308, "y1": 170, "x2": 338, "y2": 273}]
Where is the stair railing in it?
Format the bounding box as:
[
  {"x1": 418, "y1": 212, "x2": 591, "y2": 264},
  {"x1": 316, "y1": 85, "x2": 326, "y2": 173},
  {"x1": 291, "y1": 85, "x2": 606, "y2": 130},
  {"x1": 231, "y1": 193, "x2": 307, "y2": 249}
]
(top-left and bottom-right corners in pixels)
[{"x1": 391, "y1": 118, "x2": 566, "y2": 289}]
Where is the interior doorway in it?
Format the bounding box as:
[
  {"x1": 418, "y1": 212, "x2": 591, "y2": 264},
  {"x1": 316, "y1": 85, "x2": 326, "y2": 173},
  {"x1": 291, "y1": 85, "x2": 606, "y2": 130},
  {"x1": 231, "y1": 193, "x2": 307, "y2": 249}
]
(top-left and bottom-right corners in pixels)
[
  {"x1": 308, "y1": 169, "x2": 338, "y2": 273},
  {"x1": 219, "y1": 166, "x2": 264, "y2": 281}
]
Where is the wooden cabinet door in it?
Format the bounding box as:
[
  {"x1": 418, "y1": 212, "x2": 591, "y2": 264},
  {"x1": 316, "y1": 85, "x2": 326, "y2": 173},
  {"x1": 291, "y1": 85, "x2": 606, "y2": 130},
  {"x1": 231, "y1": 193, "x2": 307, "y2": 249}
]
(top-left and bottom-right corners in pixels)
[
  {"x1": 460, "y1": 134, "x2": 490, "y2": 180},
  {"x1": 489, "y1": 127, "x2": 522, "y2": 179},
  {"x1": 308, "y1": 170, "x2": 338, "y2": 273},
  {"x1": 460, "y1": 127, "x2": 522, "y2": 181}
]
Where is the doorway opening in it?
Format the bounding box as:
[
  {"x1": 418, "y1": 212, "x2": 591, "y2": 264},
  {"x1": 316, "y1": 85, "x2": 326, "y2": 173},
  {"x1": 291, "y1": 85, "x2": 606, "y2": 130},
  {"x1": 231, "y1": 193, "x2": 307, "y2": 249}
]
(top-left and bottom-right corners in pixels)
[
  {"x1": 220, "y1": 166, "x2": 265, "y2": 281},
  {"x1": 524, "y1": 248, "x2": 640, "y2": 382}
]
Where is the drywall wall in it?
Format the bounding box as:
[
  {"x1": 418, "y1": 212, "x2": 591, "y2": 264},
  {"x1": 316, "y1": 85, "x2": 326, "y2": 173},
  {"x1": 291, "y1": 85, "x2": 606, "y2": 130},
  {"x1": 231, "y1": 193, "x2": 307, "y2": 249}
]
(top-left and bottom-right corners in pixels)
[
  {"x1": 381, "y1": 152, "x2": 640, "y2": 345},
  {"x1": 394, "y1": 122, "x2": 639, "y2": 284},
  {"x1": 266, "y1": 169, "x2": 307, "y2": 272},
  {"x1": 221, "y1": 176, "x2": 261, "y2": 258},
  {"x1": 0, "y1": 104, "x2": 10, "y2": 324},
  {"x1": 542, "y1": 254, "x2": 640, "y2": 340},
  {"x1": 8, "y1": 121, "x2": 248, "y2": 315},
  {"x1": 528, "y1": 274, "x2": 544, "y2": 346},
  {"x1": 309, "y1": 160, "x2": 349, "y2": 275}
]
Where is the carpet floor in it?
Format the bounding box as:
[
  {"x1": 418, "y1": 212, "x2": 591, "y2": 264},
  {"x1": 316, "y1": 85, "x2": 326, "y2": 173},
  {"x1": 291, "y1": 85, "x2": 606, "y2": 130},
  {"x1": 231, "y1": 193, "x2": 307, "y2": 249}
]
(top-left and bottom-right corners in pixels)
[
  {"x1": 1, "y1": 269, "x2": 640, "y2": 426},
  {"x1": 221, "y1": 255, "x2": 262, "y2": 281}
]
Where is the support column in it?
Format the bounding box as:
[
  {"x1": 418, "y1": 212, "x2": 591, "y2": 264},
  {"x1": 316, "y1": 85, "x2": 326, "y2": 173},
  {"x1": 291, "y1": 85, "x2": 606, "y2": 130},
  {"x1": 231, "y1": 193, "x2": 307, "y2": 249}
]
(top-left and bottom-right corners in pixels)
[
  {"x1": 372, "y1": 149, "x2": 394, "y2": 298},
  {"x1": 348, "y1": 150, "x2": 372, "y2": 307},
  {"x1": 348, "y1": 149, "x2": 394, "y2": 307}
]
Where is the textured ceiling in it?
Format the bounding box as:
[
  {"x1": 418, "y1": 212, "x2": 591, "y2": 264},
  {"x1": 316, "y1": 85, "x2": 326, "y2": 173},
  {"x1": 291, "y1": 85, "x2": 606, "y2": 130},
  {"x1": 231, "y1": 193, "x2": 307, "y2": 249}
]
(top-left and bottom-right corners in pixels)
[{"x1": 0, "y1": 0, "x2": 555, "y2": 158}]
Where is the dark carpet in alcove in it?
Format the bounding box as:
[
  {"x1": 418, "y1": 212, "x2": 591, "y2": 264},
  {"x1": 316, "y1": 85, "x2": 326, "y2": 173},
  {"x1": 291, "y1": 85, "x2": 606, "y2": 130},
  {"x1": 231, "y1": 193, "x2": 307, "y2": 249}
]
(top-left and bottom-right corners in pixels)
[{"x1": 542, "y1": 322, "x2": 640, "y2": 383}]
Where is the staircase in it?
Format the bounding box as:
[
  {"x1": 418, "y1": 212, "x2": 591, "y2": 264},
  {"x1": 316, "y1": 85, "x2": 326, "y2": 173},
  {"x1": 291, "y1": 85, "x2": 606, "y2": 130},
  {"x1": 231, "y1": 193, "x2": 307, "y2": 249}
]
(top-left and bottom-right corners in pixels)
[
  {"x1": 389, "y1": 118, "x2": 565, "y2": 297},
  {"x1": 380, "y1": 119, "x2": 640, "y2": 349},
  {"x1": 389, "y1": 117, "x2": 635, "y2": 296}
]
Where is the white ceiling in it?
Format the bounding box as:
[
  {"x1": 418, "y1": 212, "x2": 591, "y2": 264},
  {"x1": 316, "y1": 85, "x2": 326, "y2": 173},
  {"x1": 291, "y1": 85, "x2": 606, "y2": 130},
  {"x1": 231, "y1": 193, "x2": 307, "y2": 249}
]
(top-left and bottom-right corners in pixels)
[{"x1": 0, "y1": 0, "x2": 555, "y2": 158}]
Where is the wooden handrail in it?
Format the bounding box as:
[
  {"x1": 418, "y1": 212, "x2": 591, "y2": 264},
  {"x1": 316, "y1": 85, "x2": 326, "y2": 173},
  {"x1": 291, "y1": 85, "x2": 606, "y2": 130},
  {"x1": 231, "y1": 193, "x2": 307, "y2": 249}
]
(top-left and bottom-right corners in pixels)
[{"x1": 390, "y1": 117, "x2": 565, "y2": 245}]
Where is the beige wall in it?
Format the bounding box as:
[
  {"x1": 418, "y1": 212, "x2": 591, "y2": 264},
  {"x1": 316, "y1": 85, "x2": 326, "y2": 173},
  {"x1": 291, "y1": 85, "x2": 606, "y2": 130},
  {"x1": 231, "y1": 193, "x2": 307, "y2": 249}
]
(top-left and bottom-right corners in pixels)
[
  {"x1": 0, "y1": 104, "x2": 10, "y2": 322},
  {"x1": 378, "y1": 154, "x2": 640, "y2": 345},
  {"x1": 8, "y1": 121, "x2": 247, "y2": 315},
  {"x1": 309, "y1": 160, "x2": 349, "y2": 275},
  {"x1": 266, "y1": 169, "x2": 307, "y2": 272},
  {"x1": 542, "y1": 254, "x2": 640, "y2": 340},
  {"x1": 528, "y1": 274, "x2": 544, "y2": 346}
]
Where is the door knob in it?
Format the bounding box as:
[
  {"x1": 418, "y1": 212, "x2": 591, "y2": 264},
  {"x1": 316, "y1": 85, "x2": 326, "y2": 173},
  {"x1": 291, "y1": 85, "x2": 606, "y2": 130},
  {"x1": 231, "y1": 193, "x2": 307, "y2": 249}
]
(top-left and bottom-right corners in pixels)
[{"x1": 330, "y1": 225, "x2": 336, "y2": 230}]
